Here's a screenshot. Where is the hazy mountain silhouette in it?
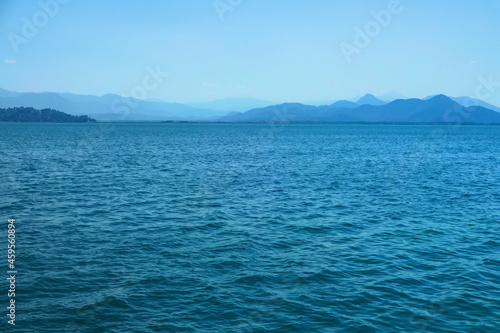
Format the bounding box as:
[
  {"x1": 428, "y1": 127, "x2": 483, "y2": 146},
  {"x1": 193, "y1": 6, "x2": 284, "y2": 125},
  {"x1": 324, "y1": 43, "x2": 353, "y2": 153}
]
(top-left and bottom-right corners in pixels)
[
  {"x1": 424, "y1": 95, "x2": 500, "y2": 113},
  {"x1": 0, "y1": 89, "x2": 230, "y2": 121},
  {"x1": 450, "y1": 96, "x2": 500, "y2": 113},
  {"x1": 356, "y1": 94, "x2": 386, "y2": 106},
  {"x1": 324, "y1": 94, "x2": 389, "y2": 109},
  {"x1": 219, "y1": 95, "x2": 500, "y2": 124},
  {"x1": 2, "y1": 88, "x2": 499, "y2": 123},
  {"x1": 307, "y1": 92, "x2": 405, "y2": 106},
  {"x1": 0, "y1": 88, "x2": 22, "y2": 98},
  {"x1": 330, "y1": 100, "x2": 359, "y2": 108}
]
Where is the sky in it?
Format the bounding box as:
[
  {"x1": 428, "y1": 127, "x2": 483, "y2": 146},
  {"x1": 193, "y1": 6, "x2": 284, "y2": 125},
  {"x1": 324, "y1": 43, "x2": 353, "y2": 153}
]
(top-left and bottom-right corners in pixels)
[{"x1": 1, "y1": 0, "x2": 500, "y2": 105}]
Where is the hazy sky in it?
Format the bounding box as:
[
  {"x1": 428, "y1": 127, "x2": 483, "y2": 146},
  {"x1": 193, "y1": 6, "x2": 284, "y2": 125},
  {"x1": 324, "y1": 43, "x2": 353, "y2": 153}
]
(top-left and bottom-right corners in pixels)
[{"x1": 1, "y1": 0, "x2": 500, "y2": 104}]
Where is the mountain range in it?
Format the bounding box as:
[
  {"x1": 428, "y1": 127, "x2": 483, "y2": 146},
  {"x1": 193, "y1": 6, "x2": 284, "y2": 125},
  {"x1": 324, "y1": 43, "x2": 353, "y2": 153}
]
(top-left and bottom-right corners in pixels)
[
  {"x1": 0, "y1": 88, "x2": 229, "y2": 121},
  {"x1": 1, "y1": 88, "x2": 499, "y2": 123},
  {"x1": 219, "y1": 95, "x2": 500, "y2": 124}
]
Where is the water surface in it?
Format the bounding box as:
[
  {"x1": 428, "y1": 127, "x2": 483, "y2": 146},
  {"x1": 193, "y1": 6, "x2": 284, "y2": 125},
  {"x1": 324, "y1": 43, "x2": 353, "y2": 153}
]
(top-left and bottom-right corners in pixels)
[{"x1": 1, "y1": 123, "x2": 499, "y2": 332}]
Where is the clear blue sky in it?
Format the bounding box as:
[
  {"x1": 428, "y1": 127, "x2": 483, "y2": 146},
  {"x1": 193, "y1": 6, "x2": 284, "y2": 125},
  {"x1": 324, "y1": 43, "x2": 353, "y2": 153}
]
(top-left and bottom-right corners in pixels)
[{"x1": 1, "y1": 0, "x2": 500, "y2": 104}]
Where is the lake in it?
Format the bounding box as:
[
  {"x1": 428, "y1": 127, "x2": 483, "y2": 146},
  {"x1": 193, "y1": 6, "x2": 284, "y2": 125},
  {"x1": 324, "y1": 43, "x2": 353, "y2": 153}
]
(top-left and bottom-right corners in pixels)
[{"x1": 1, "y1": 123, "x2": 499, "y2": 332}]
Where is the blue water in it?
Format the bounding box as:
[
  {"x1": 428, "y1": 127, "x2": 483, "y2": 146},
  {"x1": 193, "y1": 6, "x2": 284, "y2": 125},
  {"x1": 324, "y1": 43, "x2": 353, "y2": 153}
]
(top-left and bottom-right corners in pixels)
[{"x1": 1, "y1": 123, "x2": 500, "y2": 332}]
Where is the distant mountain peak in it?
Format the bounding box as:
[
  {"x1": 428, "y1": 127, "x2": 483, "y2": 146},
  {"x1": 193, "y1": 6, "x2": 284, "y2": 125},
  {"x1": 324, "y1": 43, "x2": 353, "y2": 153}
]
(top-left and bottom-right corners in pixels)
[
  {"x1": 428, "y1": 94, "x2": 455, "y2": 103},
  {"x1": 451, "y1": 96, "x2": 500, "y2": 113},
  {"x1": 433, "y1": 94, "x2": 448, "y2": 98},
  {"x1": 356, "y1": 94, "x2": 386, "y2": 106}
]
